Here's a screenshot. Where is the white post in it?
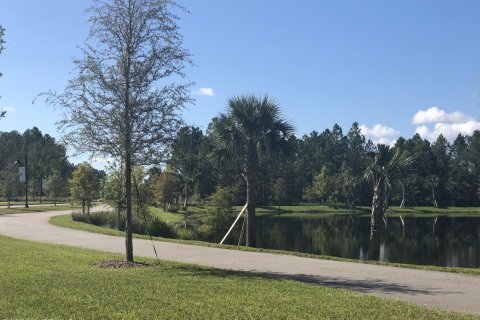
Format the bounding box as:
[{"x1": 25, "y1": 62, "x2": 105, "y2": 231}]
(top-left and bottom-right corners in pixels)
[{"x1": 220, "y1": 203, "x2": 247, "y2": 245}]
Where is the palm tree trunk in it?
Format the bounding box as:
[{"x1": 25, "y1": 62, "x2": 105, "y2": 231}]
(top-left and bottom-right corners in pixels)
[
  {"x1": 246, "y1": 175, "x2": 256, "y2": 247},
  {"x1": 245, "y1": 146, "x2": 258, "y2": 247},
  {"x1": 400, "y1": 186, "x2": 405, "y2": 208},
  {"x1": 370, "y1": 179, "x2": 382, "y2": 240}
]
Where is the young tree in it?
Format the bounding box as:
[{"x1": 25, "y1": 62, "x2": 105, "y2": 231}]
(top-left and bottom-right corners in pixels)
[
  {"x1": 46, "y1": 171, "x2": 68, "y2": 205},
  {"x1": 272, "y1": 177, "x2": 286, "y2": 209},
  {"x1": 70, "y1": 162, "x2": 102, "y2": 215},
  {"x1": 210, "y1": 95, "x2": 294, "y2": 247},
  {"x1": 363, "y1": 144, "x2": 412, "y2": 239},
  {"x1": 151, "y1": 169, "x2": 180, "y2": 211},
  {"x1": 42, "y1": 0, "x2": 192, "y2": 261},
  {"x1": 198, "y1": 187, "x2": 234, "y2": 242}
]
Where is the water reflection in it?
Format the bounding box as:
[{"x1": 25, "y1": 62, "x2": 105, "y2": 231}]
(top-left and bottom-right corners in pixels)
[{"x1": 231, "y1": 215, "x2": 480, "y2": 268}]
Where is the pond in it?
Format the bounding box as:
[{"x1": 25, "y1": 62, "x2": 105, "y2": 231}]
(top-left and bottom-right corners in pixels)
[{"x1": 227, "y1": 214, "x2": 480, "y2": 268}]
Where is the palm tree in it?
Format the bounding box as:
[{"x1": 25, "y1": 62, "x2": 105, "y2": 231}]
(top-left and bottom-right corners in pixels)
[
  {"x1": 363, "y1": 144, "x2": 412, "y2": 240},
  {"x1": 210, "y1": 95, "x2": 294, "y2": 247}
]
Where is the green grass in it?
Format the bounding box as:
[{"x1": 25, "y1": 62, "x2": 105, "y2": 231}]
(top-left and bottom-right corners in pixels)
[
  {"x1": 0, "y1": 235, "x2": 476, "y2": 319},
  {"x1": 0, "y1": 204, "x2": 81, "y2": 215},
  {"x1": 149, "y1": 206, "x2": 187, "y2": 224},
  {"x1": 387, "y1": 206, "x2": 480, "y2": 217},
  {"x1": 50, "y1": 214, "x2": 480, "y2": 276},
  {"x1": 254, "y1": 205, "x2": 480, "y2": 217}
]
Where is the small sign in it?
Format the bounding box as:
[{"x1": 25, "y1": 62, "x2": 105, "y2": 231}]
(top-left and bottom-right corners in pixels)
[
  {"x1": 19, "y1": 167, "x2": 26, "y2": 183},
  {"x1": 42, "y1": 177, "x2": 47, "y2": 189}
]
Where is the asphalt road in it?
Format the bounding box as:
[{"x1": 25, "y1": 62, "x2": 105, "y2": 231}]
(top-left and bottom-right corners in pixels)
[{"x1": 0, "y1": 208, "x2": 479, "y2": 315}]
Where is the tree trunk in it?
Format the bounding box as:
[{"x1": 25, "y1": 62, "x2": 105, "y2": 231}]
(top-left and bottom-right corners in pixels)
[
  {"x1": 246, "y1": 175, "x2": 256, "y2": 247},
  {"x1": 125, "y1": 152, "x2": 133, "y2": 262},
  {"x1": 123, "y1": 1, "x2": 134, "y2": 262},
  {"x1": 116, "y1": 163, "x2": 123, "y2": 230},
  {"x1": 370, "y1": 179, "x2": 383, "y2": 240},
  {"x1": 400, "y1": 186, "x2": 405, "y2": 208},
  {"x1": 245, "y1": 146, "x2": 258, "y2": 247},
  {"x1": 183, "y1": 184, "x2": 188, "y2": 208}
]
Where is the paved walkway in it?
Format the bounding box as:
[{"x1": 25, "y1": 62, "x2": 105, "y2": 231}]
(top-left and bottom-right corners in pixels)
[{"x1": 0, "y1": 208, "x2": 479, "y2": 315}]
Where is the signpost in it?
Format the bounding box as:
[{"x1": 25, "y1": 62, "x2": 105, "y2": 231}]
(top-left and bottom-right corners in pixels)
[{"x1": 18, "y1": 167, "x2": 26, "y2": 183}]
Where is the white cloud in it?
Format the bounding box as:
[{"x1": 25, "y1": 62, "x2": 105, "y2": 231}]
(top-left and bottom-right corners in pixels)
[
  {"x1": 359, "y1": 124, "x2": 399, "y2": 146},
  {"x1": 412, "y1": 107, "x2": 480, "y2": 141},
  {"x1": 195, "y1": 87, "x2": 215, "y2": 97},
  {"x1": 412, "y1": 106, "x2": 472, "y2": 125},
  {"x1": 415, "y1": 121, "x2": 480, "y2": 141},
  {"x1": 2, "y1": 106, "x2": 15, "y2": 112},
  {"x1": 359, "y1": 124, "x2": 399, "y2": 138}
]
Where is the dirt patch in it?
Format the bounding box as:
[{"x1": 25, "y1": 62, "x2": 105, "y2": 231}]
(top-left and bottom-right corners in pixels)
[{"x1": 97, "y1": 260, "x2": 152, "y2": 269}]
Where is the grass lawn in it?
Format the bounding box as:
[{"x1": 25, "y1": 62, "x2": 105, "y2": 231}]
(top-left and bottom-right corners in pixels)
[
  {"x1": 149, "y1": 206, "x2": 187, "y2": 224},
  {"x1": 0, "y1": 235, "x2": 476, "y2": 319},
  {"x1": 0, "y1": 204, "x2": 81, "y2": 215},
  {"x1": 387, "y1": 206, "x2": 480, "y2": 217},
  {"x1": 152, "y1": 204, "x2": 480, "y2": 220},
  {"x1": 50, "y1": 214, "x2": 480, "y2": 276}
]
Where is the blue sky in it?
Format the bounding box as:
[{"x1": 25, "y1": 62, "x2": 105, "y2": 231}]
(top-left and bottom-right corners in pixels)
[{"x1": 1, "y1": 1, "x2": 480, "y2": 165}]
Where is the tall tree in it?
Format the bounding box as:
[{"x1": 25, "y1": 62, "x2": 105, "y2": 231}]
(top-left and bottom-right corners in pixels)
[
  {"x1": 0, "y1": 25, "x2": 6, "y2": 119},
  {"x1": 42, "y1": 0, "x2": 192, "y2": 261},
  {"x1": 210, "y1": 95, "x2": 294, "y2": 247},
  {"x1": 171, "y1": 126, "x2": 204, "y2": 207}
]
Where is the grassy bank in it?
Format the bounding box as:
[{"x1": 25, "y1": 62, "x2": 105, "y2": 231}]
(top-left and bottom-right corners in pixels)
[
  {"x1": 0, "y1": 204, "x2": 81, "y2": 215},
  {"x1": 50, "y1": 214, "x2": 480, "y2": 276},
  {"x1": 149, "y1": 204, "x2": 480, "y2": 221},
  {"x1": 0, "y1": 235, "x2": 476, "y2": 319}
]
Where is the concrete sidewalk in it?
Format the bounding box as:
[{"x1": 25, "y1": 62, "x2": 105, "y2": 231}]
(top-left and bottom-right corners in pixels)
[{"x1": 0, "y1": 208, "x2": 479, "y2": 315}]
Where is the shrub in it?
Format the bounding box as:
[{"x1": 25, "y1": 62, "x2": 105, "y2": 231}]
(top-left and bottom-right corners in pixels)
[
  {"x1": 148, "y1": 217, "x2": 177, "y2": 238},
  {"x1": 176, "y1": 227, "x2": 195, "y2": 240},
  {"x1": 72, "y1": 210, "x2": 116, "y2": 227},
  {"x1": 72, "y1": 211, "x2": 89, "y2": 223}
]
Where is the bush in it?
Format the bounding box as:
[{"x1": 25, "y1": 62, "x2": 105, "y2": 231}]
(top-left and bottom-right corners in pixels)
[
  {"x1": 72, "y1": 210, "x2": 116, "y2": 227},
  {"x1": 176, "y1": 227, "x2": 195, "y2": 240},
  {"x1": 72, "y1": 211, "x2": 90, "y2": 223},
  {"x1": 148, "y1": 217, "x2": 177, "y2": 238},
  {"x1": 166, "y1": 206, "x2": 179, "y2": 213},
  {"x1": 72, "y1": 207, "x2": 179, "y2": 240}
]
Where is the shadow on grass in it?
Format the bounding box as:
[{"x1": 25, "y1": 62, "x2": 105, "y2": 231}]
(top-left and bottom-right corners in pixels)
[{"x1": 163, "y1": 263, "x2": 447, "y2": 296}]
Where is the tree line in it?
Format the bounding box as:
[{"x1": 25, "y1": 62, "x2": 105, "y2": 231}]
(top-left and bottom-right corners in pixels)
[
  {"x1": 0, "y1": 127, "x2": 93, "y2": 205},
  {"x1": 161, "y1": 122, "x2": 480, "y2": 209}
]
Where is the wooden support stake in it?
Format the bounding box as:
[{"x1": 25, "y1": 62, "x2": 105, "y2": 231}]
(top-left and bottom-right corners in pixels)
[{"x1": 220, "y1": 203, "x2": 247, "y2": 245}]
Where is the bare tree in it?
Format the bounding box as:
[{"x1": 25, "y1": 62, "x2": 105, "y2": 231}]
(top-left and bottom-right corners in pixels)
[
  {"x1": 0, "y1": 25, "x2": 6, "y2": 118},
  {"x1": 41, "y1": 0, "x2": 193, "y2": 261}
]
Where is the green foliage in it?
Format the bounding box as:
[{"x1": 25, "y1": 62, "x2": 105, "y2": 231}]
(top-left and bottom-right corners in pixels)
[
  {"x1": 198, "y1": 187, "x2": 235, "y2": 242},
  {"x1": 272, "y1": 177, "x2": 286, "y2": 207},
  {"x1": 45, "y1": 171, "x2": 68, "y2": 205},
  {"x1": 210, "y1": 95, "x2": 295, "y2": 246},
  {"x1": 69, "y1": 162, "x2": 102, "y2": 214},
  {"x1": 148, "y1": 216, "x2": 177, "y2": 238},
  {"x1": 150, "y1": 169, "x2": 180, "y2": 210},
  {"x1": 72, "y1": 210, "x2": 115, "y2": 228},
  {"x1": 72, "y1": 208, "x2": 177, "y2": 240}
]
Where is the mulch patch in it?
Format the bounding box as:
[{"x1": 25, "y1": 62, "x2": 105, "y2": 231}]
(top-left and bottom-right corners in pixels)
[{"x1": 97, "y1": 260, "x2": 152, "y2": 269}]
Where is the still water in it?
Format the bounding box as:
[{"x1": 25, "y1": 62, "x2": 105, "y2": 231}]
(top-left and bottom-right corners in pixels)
[{"x1": 244, "y1": 214, "x2": 480, "y2": 268}]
